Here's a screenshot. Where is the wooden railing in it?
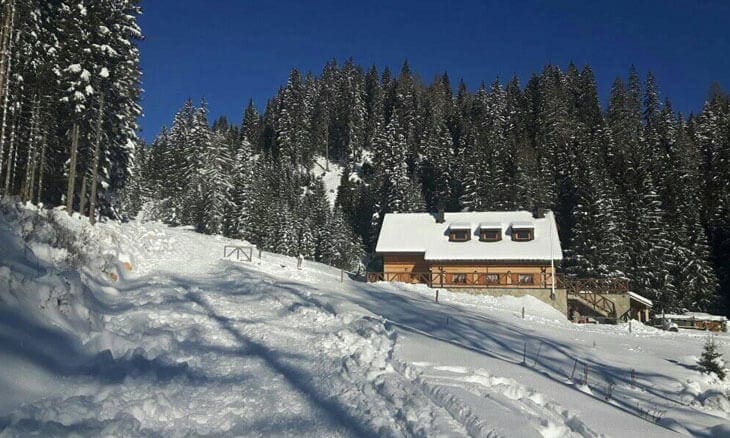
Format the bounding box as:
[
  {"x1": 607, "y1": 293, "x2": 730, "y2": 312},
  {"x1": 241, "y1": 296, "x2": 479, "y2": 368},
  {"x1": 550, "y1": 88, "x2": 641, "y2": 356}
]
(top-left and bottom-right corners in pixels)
[
  {"x1": 557, "y1": 276, "x2": 629, "y2": 294},
  {"x1": 366, "y1": 271, "x2": 557, "y2": 289},
  {"x1": 570, "y1": 290, "x2": 617, "y2": 317},
  {"x1": 559, "y1": 276, "x2": 628, "y2": 318}
]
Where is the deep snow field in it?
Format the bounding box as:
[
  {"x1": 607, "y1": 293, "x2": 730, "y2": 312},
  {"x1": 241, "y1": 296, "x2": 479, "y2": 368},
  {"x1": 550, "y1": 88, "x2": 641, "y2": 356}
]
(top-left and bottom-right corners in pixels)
[{"x1": 1, "y1": 199, "x2": 729, "y2": 437}]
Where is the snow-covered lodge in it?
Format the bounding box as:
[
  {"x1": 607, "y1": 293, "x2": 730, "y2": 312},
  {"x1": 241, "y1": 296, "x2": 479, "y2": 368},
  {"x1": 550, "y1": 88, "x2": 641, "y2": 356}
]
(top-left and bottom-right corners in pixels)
[
  {"x1": 370, "y1": 209, "x2": 568, "y2": 314},
  {"x1": 370, "y1": 209, "x2": 654, "y2": 322}
]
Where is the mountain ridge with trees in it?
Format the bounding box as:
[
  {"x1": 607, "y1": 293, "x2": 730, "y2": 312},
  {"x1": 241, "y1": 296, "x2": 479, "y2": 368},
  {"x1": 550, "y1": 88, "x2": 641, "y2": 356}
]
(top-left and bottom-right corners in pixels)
[{"x1": 126, "y1": 59, "x2": 730, "y2": 316}]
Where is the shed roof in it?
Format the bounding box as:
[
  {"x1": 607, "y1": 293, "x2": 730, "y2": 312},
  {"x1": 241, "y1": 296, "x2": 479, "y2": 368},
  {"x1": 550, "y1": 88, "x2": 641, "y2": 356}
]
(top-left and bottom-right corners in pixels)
[
  {"x1": 628, "y1": 291, "x2": 653, "y2": 308},
  {"x1": 375, "y1": 211, "x2": 563, "y2": 261}
]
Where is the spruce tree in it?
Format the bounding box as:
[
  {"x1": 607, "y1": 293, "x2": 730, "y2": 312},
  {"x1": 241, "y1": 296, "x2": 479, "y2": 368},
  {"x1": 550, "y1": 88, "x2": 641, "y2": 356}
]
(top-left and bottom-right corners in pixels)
[{"x1": 698, "y1": 336, "x2": 727, "y2": 380}]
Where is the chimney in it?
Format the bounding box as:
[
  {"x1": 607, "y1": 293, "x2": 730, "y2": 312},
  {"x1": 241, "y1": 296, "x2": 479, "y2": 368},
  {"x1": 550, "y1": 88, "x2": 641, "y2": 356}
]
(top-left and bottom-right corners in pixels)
[
  {"x1": 436, "y1": 208, "x2": 445, "y2": 223},
  {"x1": 533, "y1": 207, "x2": 545, "y2": 219}
]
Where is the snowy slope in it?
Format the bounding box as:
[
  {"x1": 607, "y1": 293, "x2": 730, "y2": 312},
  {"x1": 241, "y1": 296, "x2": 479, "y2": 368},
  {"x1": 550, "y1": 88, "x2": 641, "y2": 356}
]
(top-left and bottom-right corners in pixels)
[
  {"x1": 1, "y1": 200, "x2": 729, "y2": 437},
  {"x1": 310, "y1": 156, "x2": 343, "y2": 208}
]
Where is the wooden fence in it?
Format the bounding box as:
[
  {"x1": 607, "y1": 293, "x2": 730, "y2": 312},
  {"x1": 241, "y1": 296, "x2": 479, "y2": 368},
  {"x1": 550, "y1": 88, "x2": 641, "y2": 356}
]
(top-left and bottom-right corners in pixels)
[{"x1": 223, "y1": 245, "x2": 254, "y2": 262}]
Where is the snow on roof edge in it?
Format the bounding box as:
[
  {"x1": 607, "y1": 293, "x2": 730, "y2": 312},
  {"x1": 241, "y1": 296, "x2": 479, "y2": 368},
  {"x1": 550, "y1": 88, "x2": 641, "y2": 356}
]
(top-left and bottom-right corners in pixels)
[{"x1": 627, "y1": 291, "x2": 653, "y2": 307}]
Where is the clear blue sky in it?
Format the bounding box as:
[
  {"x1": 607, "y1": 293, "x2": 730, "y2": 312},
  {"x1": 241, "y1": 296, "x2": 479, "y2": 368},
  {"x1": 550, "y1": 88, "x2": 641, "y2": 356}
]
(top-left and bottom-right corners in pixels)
[{"x1": 138, "y1": 0, "x2": 730, "y2": 142}]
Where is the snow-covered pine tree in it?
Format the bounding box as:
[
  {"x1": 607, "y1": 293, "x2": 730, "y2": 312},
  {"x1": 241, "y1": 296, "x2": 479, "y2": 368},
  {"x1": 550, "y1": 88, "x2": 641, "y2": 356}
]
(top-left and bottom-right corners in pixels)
[
  {"x1": 371, "y1": 114, "x2": 423, "y2": 216},
  {"x1": 227, "y1": 136, "x2": 255, "y2": 239},
  {"x1": 698, "y1": 336, "x2": 727, "y2": 380},
  {"x1": 241, "y1": 99, "x2": 261, "y2": 152},
  {"x1": 420, "y1": 103, "x2": 453, "y2": 210},
  {"x1": 276, "y1": 68, "x2": 309, "y2": 168},
  {"x1": 363, "y1": 65, "x2": 383, "y2": 150},
  {"x1": 197, "y1": 127, "x2": 234, "y2": 235}
]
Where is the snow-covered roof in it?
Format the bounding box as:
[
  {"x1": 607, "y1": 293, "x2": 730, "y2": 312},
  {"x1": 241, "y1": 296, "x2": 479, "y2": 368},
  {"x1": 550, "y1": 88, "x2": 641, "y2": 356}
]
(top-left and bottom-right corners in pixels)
[
  {"x1": 510, "y1": 221, "x2": 535, "y2": 229},
  {"x1": 376, "y1": 211, "x2": 563, "y2": 261},
  {"x1": 659, "y1": 312, "x2": 727, "y2": 322},
  {"x1": 448, "y1": 222, "x2": 472, "y2": 230},
  {"x1": 478, "y1": 222, "x2": 503, "y2": 229},
  {"x1": 627, "y1": 291, "x2": 653, "y2": 308}
]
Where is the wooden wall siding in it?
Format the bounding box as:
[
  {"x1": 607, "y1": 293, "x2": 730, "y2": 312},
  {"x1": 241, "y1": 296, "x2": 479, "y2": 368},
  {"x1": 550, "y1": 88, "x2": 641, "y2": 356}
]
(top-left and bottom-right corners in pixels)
[
  {"x1": 378, "y1": 253, "x2": 556, "y2": 288},
  {"x1": 429, "y1": 263, "x2": 554, "y2": 287},
  {"x1": 383, "y1": 254, "x2": 429, "y2": 274}
]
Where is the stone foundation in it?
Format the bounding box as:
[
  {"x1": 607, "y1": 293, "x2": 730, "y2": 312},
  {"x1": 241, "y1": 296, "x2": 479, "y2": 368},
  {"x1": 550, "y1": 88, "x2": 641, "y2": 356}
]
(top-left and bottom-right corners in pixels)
[{"x1": 451, "y1": 287, "x2": 568, "y2": 316}]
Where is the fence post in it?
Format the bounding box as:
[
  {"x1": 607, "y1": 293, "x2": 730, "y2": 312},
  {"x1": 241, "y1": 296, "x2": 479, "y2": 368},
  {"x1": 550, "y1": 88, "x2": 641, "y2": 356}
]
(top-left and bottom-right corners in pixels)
[
  {"x1": 258, "y1": 248, "x2": 262, "y2": 259},
  {"x1": 521, "y1": 306, "x2": 525, "y2": 319},
  {"x1": 534, "y1": 341, "x2": 543, "y2": 366},
  {"x1": 629, "y1": 320, "x2": 632, "y2": 333},
  {"x1": 583, "y1": 365, "x2": 589, "y2": 386},
  {"x1": 435, "y1": 289, "x2": 439, "y2": 303},
  {"x1": 522, "y1": 342, "x2": 527, "y2": 364}
]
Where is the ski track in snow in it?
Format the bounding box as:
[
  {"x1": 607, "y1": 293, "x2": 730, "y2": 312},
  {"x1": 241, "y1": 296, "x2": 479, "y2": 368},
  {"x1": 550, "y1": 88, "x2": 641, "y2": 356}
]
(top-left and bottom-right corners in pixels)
[{"x1": 1, "y1": 213, "x2": 729, "y2": 437}]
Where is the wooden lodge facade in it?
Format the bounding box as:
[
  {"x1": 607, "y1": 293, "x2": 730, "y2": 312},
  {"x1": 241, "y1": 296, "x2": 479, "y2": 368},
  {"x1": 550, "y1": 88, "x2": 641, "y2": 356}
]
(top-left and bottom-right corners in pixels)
[
  {"x1": 369, "y1": 209, "x2": 654, "y2": 322},
  {"x1": 369, "y1": 210, "x2": 567, "y2": 313}
]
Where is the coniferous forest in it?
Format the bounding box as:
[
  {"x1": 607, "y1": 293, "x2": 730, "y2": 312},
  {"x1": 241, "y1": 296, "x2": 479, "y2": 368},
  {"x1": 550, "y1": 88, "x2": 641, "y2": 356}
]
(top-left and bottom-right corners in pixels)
[
  {"x1": 0, "y1": 0, "x2": 141, "y2": 218},
  {"x1": 1, "y1": 2, "x2": 729, "y2": 315},
  {"x1": 131, "y1": 61, "x2": 730, "y2": 316}
]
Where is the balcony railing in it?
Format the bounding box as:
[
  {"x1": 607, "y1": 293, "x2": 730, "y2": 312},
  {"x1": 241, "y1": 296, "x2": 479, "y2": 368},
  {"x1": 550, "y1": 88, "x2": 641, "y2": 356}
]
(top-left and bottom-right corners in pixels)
[
  {"x1": 366, "y1": 271, "x2": 557, "y2": 288},
  {"x1": 557, "y1": 276, "x2": 629, "y2": 294}
]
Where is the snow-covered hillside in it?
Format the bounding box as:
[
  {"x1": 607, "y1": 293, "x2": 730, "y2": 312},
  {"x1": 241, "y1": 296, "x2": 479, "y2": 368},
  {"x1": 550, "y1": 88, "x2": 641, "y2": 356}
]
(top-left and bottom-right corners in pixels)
[
  {"x1": 1, "y1": 200, "x2": 729, "y2": 437},
  {"x1": 310, "y1": 156, "x2": 344, "y2": 208}
]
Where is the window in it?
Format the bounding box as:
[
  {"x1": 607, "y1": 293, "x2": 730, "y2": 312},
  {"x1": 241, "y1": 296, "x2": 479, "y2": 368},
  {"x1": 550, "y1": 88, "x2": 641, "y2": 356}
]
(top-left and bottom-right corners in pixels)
[
  {"x1": 452, "y1": 273, "x2": 468, "y2": 284},
  {"x1": 449, "y1": 230, "x2": 470, "y2": 242},
  {"x1": 479, "y1": 229, "x2": 502, "y2": 242},
  {"x1": 518, "y1": 274, "x2": 534, "y2": 285},
  {"x1": 512, "y1": 228, "x2": 534, "y2": 241},
  {"x1": 485, "y1": 273, "x2": 500, "y2": 284}
]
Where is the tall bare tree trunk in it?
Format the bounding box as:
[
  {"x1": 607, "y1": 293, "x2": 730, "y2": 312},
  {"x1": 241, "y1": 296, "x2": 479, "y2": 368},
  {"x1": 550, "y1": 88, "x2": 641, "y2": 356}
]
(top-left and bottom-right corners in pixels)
[
  {"x1": 0, "y1": 0, "x2": 16, "y2": 191},
  {"x1": 79, "y1": 175, "x2": 87, "y2": 217},
  {"x1": 0, "y1": 5, "x2": 9, "y2": 101},
  {"x1": 0, "y1": 0, "x2": 15, "y2": 106},
  {"x1": 3, "y1": 114, "x2": 17, "y2": 194},
  {"x1": 22, "y1": 95, "x2": 39, "y2": 201},
  {"x1": 89, "y1": 93, "x2": 105, "y2": 224},
  {"x1": 36, "y1": 128, "x2": 46, "y2": 204},
  {"x1": 66, "y1": 124, "x2": 80, "y2": 214}
]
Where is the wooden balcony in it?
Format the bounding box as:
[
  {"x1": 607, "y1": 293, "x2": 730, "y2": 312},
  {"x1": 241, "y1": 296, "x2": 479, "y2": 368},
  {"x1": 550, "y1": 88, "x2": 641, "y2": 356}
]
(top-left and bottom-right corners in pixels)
[{"x1": 366, "y1": 271, "x2": 558, "y2": 289}]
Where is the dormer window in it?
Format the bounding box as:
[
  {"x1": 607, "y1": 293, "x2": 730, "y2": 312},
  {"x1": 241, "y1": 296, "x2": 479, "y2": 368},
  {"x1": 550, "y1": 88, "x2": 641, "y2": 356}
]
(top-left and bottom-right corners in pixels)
[
  {"x1": 512, "y1": 228, "x2": 534, "y2": 241},
  {"x1": 448, "y1": 223, "x2": 471, "y2": 242},
  {"x1": 478, "y1": 222, "x2": 503, "y2": 242},
  {"x1": 479, "y1": 229, "x2": 502, "y2": 242}
]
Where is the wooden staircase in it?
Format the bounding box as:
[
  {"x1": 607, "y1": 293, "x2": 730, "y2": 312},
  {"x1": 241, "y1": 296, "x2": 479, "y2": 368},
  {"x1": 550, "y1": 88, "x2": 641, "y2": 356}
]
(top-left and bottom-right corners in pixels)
[
  {"x1": 559, "y1": 276, "x2": 627, "y2": 323},
  {"x1": 569, "y1": 292, "x2": 616, "y2": 319}
]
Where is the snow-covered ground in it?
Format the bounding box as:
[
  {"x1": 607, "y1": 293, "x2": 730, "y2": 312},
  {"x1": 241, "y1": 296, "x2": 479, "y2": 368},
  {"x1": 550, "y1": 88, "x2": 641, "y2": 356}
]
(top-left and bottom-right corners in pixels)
[
  {"x1": 310, "y1": 156, "x2": 343, "y2": 208},
  {"x1": 1, "y1": 200, "x2": 729, "y2": 437}
]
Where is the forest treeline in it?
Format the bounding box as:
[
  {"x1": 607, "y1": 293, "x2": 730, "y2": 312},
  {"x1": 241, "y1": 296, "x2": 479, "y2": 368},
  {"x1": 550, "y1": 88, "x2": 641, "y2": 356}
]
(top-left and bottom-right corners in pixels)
[
  {"x1": 0, "y1": 0, "x2": 141, "y2": 219},
  {"x1": 130, "y1": 59, "x2": 730, "y2": 315},
  {"x1": 0, "y1": 1, "x2": 728, "y2": 314}
]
